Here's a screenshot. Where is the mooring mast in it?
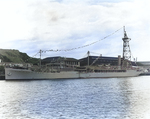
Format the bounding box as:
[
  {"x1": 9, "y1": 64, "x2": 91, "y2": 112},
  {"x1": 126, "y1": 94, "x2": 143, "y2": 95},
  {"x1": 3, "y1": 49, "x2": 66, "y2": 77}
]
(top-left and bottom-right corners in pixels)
[{"x1": 122, "y1": 26, "x2": 131, "y2": 67}]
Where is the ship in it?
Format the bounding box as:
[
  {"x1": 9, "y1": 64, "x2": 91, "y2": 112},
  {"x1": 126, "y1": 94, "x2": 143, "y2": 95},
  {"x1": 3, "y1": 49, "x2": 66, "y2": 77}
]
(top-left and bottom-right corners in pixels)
[
  {"x1": 5, "y1": 27, "x2": 143, "y2": 80},
  {"x1": 5, "y1": 66, "x2": 141, "y2": 80}
]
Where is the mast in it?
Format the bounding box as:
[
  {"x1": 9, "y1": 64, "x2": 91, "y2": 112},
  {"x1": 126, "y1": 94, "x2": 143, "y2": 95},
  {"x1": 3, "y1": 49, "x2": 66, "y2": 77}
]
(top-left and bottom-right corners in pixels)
[
  {"x1": 87, "y1": 51, "x2": 90, "y2": 66},
  {"x1": 39, "y1": 49, "x2": 42, "y2": 67},
  {"x1": 122, "y1": 26, "x2": 131, "y2": 67}
]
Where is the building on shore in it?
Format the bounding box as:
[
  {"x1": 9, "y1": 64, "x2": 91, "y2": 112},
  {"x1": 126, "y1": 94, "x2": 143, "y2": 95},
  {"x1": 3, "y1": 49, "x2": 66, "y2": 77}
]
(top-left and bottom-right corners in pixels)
[
  {"x1": 41, "y1": 54, "x2": 138, "y2": 68},
  {"x1": 41, "y1": 56, "x2": 80, "y2": 67},
  {"x1": 79, "y1": 55, "x2": 121, "y2": 66}
]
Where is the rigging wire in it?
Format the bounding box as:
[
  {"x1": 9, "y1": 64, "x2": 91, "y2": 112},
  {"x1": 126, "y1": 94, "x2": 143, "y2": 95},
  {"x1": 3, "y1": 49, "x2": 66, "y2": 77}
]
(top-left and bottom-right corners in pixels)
[
  {"x1": 41, "y1": 27, "x2": 123, "y2": 53},
  {"x1": 90, "y1": 52, "x2": 101, "y2": 55},
  {"x1": 30, "y1": 27, "x2": 123, "y2": 59},
  {"x1": 24, "y1": 51, "x2": 40, "y2": 63},
  {"x1": 90, "y1": 54, "x2": 102, "y2": 66}
]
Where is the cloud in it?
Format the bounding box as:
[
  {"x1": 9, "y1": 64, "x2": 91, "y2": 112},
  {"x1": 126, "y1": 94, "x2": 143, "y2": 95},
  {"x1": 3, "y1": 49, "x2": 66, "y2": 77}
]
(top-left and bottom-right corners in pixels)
[{"x1": 0, "y1": 0, "x2": 150, "y2": 61}]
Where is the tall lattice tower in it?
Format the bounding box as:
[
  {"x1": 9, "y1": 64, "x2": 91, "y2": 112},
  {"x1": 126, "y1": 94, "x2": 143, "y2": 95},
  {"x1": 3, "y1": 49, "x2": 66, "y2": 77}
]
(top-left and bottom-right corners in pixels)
[{"x1": 122, "y1": 26, "x2": 131, "y2": 67}]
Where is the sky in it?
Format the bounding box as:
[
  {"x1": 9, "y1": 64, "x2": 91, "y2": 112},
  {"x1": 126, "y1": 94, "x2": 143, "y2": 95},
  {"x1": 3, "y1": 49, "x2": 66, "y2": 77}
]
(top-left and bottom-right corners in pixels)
[{"x1": 0, "y1": 0, "x2": 150, "y2": 61}]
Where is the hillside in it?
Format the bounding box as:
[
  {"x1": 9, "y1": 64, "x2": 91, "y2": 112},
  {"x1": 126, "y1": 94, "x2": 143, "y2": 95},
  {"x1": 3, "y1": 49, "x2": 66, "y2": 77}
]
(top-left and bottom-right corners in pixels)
[{"x1": 0, "y1": 49, "x2": 39, "y2": 64}]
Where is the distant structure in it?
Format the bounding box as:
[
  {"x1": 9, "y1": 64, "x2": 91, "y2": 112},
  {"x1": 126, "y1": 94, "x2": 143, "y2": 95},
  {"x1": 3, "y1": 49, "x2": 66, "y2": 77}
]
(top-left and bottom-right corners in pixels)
[
  {"x1": 41, "y1": 56, "x2": 80, "y2": 67},
  {"x1": 122, "y1": 26, "x2": 131, "y2": 67},
  {"x1": 79, "y1": 54, "x2": 122, "y2": 66}
]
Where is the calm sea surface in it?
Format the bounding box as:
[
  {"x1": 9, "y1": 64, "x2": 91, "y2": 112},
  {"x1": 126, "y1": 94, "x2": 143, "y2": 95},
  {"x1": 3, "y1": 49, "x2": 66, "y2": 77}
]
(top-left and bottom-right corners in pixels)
[{"x1": 0, "y1": 76, "x2": 150, "y2": 119}]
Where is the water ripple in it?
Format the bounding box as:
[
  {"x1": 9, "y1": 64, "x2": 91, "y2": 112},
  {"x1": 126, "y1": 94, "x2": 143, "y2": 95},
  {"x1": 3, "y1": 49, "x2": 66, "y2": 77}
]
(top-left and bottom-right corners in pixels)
[{"x1": 0, "y1": 76, "x2": 150, "y2": 119}]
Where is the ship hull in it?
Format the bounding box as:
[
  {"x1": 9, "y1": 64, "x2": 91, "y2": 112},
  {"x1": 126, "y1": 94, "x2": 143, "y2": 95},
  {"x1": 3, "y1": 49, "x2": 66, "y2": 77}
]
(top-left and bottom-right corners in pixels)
[
  {"x1": 79, "y1": 70, "x2": 141, "y2": 78},
  {"x1": 5, "y1": 68, "x2": 141, "y2": 80},
  {"x1": 5, "y1": 68, "x2": 79, "y2": 80}
]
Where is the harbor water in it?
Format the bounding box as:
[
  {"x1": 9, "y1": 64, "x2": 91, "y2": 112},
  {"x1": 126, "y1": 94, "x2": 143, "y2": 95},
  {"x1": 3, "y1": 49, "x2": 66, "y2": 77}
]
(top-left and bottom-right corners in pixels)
[{"x1": 0, "y1": 76, "x2": 150, "y2": 119}]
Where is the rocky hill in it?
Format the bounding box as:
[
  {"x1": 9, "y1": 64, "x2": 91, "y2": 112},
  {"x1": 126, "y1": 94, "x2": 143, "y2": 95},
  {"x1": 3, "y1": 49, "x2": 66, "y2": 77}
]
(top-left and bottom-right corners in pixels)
[{"x1": 0, "y1": 49, "x2": 39, "y2": 64}]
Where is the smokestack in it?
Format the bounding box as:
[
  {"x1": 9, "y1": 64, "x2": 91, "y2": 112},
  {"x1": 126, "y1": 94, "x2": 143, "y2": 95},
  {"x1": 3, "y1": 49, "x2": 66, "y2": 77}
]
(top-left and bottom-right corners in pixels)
[{"x1": 118, "y1": 55, "x2": 121, "y2": 66}]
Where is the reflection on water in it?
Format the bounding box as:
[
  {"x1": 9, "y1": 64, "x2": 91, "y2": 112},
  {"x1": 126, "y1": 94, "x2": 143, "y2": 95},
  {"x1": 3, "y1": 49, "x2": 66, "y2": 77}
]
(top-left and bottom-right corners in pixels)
[{"x1": 0, "y1": 76, "x2": 150, "y2": 119}]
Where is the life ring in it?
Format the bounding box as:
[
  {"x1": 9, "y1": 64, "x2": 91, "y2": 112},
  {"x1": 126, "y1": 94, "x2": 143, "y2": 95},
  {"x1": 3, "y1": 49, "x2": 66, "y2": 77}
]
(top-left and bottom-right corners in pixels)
[{"x1": 7, "y1": 72, "x2": 11, "y2": 76}]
